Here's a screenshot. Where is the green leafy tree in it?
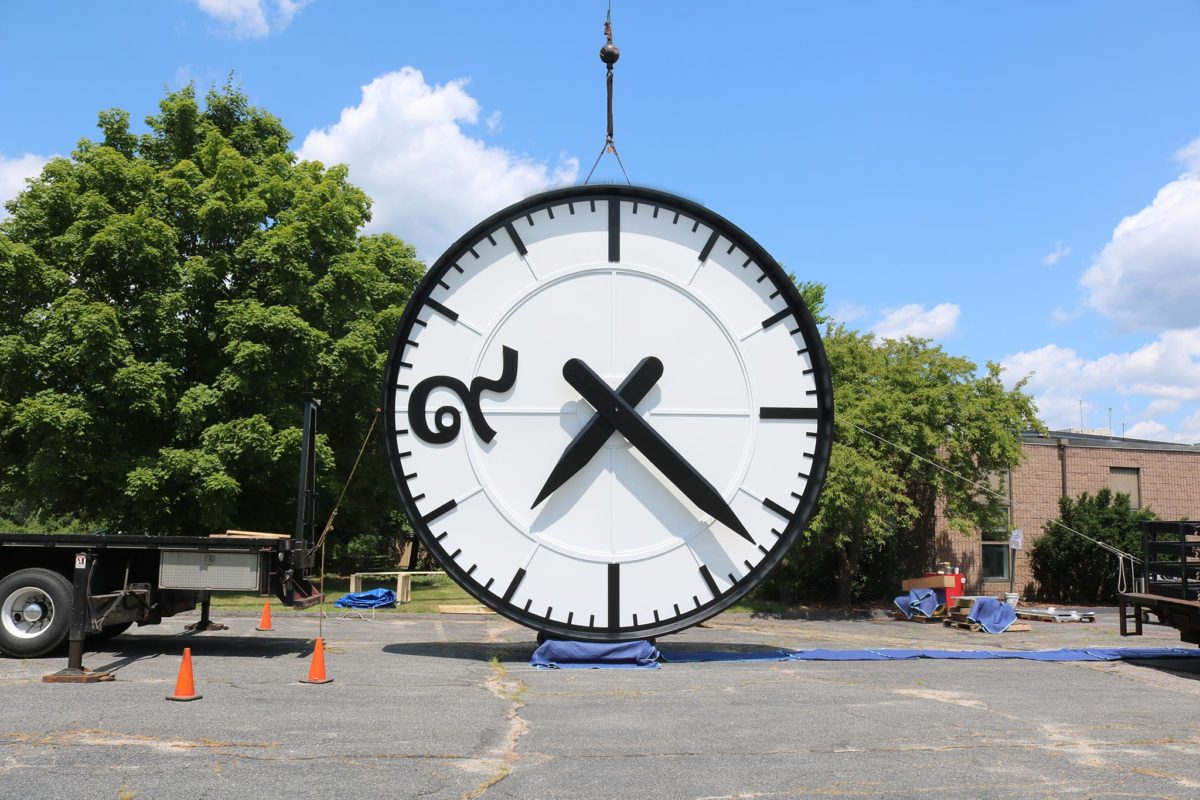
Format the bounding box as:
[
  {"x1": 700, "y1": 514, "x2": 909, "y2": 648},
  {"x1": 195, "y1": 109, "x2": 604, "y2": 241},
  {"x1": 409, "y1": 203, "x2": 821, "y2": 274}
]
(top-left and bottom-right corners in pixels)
[
  {"x1": 1031, "y1": 488, "x2": 1154, "y2": 603},
  {"x1": 763, "y1": 323, "x2": 1041, "y2": 607},
  {"x1": 0, "y1": 82, "x2": 423, "y2": 541}
]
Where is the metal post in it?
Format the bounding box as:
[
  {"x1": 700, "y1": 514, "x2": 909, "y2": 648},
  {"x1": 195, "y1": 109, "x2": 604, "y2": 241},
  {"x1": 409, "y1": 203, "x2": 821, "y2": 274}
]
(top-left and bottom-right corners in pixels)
[
  {"x1": 43, "y1": 552, "x2": 113, "y2": 683},
  {"x1": 286, "y1": 394, "x2": 319, "y2": 605},
  {"x1": 184, "y1": 589, "x2": 227, "y2": 632}
]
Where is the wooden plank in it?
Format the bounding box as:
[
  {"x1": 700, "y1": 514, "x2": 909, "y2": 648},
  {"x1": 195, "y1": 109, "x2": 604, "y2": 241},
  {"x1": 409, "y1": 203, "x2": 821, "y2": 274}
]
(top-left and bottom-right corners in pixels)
[
  {"x1": 901, "y1": 574, "x2": 957, "y2": 590},
  {"x1": 214, "y1": 530, "x2": 291, "y2": 539},
  {"x1": 437, "y1": 604, "x2": 496, "y2": 615}
]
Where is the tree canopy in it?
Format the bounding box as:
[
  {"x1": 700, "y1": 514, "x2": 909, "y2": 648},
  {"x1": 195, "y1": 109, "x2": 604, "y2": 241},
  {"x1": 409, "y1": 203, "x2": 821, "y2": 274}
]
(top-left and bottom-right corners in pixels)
[
  {"x1": 1030, "y1": 489, "x2": 1154, "y2": 603},
  {"x1": 0, "y1": 82, "x2": 423, "y2": 538},
  {"x1": 763, "y1": 323, "x2": 1042, "y2": 606}
]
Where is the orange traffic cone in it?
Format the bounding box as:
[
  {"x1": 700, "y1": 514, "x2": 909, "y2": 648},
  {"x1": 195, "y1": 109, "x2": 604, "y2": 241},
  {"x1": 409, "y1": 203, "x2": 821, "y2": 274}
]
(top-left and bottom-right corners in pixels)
[
  {"x1": 255, "y1": 601, "x2": 273, "y2": 632},
  {"x1": 300, "y1": 637, "x2": 333, "y2": 684},
  {"x1": 166, "y1": 647, "x2": 202, "y2": 701}
]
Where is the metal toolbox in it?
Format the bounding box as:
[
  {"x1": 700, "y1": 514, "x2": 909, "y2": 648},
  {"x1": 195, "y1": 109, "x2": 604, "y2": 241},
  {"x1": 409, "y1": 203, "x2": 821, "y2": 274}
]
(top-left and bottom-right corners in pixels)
[{"x1": 159, "y1": 550, "x2": 261, "y2": 591}]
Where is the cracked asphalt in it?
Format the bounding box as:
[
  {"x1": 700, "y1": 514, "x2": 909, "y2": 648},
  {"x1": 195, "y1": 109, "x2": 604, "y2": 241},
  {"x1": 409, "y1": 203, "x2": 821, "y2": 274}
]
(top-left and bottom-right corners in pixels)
[{"x1": 2, "y1": 609, "x2": 1199, "y2": 799}]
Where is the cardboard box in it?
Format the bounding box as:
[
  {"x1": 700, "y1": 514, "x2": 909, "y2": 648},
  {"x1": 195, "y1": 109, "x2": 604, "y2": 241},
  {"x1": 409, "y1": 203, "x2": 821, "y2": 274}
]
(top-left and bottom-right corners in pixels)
[{"x1": 901, "y1": 574, "x2": 958, "y2": 591}]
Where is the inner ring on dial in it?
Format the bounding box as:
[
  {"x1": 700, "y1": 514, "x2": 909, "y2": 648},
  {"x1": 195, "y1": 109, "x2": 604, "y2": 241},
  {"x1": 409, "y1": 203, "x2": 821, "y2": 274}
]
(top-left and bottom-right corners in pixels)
[{"x1": 463, "y1": 264, "x2": 757, "y2": 563}]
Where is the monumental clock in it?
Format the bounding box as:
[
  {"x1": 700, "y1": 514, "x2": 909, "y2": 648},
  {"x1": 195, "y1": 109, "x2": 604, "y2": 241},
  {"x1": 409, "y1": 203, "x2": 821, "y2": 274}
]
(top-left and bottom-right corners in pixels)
[{"x1": 382, "y1": 185, "x2": 832, "y2": 640}]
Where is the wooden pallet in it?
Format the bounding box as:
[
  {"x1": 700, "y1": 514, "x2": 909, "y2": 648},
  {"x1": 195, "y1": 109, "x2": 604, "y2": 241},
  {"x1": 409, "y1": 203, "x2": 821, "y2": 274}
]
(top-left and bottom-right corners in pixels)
[
  {"x1": 1016, "y1": 609, "x2": 1096, "y2": 623},
  {"x1": 943, "y1": 619, "x2": 1031, "y2": 633},
  {"x1": 888, "y1": 610, "x2": 944, "y2": 623}
]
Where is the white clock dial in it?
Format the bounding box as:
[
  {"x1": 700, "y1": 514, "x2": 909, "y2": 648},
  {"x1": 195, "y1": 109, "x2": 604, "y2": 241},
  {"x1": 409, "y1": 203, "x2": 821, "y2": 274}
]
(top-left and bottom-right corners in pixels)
[{"x1": 383, "y1": 186, "x2": 831, "y2": 640}]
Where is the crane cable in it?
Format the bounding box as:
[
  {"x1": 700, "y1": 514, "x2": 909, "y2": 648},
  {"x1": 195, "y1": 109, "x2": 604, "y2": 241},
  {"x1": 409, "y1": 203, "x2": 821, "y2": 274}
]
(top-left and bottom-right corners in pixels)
[
  {"x1": 312, "y1": 408, "x2": 381, "y2": 637},
  {"x1": 844, "y1": 420, "x2": 1141, "y2": 592},
  {"x1": 584, "y1": 1, "x2": 631, "y2": 184}
]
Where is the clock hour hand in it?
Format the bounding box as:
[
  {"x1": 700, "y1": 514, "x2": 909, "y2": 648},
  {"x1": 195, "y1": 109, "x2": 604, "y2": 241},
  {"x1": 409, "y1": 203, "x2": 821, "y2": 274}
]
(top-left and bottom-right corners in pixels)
[
  {"x1": 562, "y1": 358, "x2": 754, "y2": 544},
  {"x1": 531, "y1": 356, "x2": 663, "y2": 509}
]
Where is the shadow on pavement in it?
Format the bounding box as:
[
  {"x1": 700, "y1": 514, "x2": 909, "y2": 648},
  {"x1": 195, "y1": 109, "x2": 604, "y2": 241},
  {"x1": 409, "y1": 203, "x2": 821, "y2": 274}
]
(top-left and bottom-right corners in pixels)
[
  {"x1": 1125, "y1": 657, "x2": 1200, "y2": 681},
  {"x1": 382, "y1": 641, "x2": 536, "y2": 662},
  {"x1": 82, "y1": 634, "x2": 317, "y2": 674}
]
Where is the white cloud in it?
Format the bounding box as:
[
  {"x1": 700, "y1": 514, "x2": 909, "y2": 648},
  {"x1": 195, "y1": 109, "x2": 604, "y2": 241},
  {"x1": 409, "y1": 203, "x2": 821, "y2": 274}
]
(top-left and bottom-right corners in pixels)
[
  {"x1": 1175, "y1": 136, "x2": 1200, "y2": 173},
  {"x1": 193, "y1": 0, "x2": 309, "y2": 39},
  {"x1": 830, "y1": 303, "x2": 868, "y2": 324},
  {"x1": 1080, "y1": 139, "x2": 1200, "y2": 331},
  {"x1": 1042, "y1": 241, "x2": 1071, "y2": 266},
  {"x1": 298, "y1": 67, "x2": 578, "y2": 259},
  {"x1": 1001, "y1": 329, "x2": 1200, "y2": 435},
  {"x1": 1144, "y1": 398, "x2": 1181, "y2": 418},
  {"x1": 1049, "y1": 306, "x2": 1081, "y2": 324},
  {"x1": 1124, "y1": 420, "x2": 1168, "y2": 440},
  {"x1": 872, "y1": 303, "x2": 960, "y2": 340},
  {"x1": 0, "y1": 153, "x2": 51, "y2": 216}
]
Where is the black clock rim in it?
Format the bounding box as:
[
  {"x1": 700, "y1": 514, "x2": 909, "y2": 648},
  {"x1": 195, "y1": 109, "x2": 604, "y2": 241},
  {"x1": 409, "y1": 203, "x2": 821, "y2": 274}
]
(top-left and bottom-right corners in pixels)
[{"x1": 381, "y1": 183, "x2": 834, "y2": 642}]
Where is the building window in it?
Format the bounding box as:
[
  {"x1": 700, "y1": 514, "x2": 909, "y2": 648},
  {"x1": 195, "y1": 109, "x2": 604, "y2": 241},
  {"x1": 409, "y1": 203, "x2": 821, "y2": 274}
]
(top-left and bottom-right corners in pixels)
[
  {"x1": 1109, "y1": 467, "x2": 1140, "y2": 508},
  {"x1": 981, "y1": 530, "x2": 1010, "y2": 581},
  {"x1": 979, "y1": 470, "x2": 1012, "y2": 581}
]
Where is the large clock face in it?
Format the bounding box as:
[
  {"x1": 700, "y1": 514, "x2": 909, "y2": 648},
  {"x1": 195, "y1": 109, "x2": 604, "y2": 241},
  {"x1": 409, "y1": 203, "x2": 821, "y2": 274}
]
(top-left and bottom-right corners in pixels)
[{"x1": 383, "y1": 185, "x2": 832, "y2": 640}]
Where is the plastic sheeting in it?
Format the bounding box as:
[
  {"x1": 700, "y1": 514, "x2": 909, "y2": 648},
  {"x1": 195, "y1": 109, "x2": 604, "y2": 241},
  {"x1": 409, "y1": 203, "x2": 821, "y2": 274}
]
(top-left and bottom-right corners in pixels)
[
  {"x1": 530, "y1": 639, "x2": 661, "y2": 669},
  {"x1": 659, "y1": 646, "x2": 1200, "y2": 663},
  {"x1": 332, "y1": 588, "x2": 397, "y2": 608},
  {"x1": 893, "y1": 588, "x2": 940, "y2": 619},
  {"x1": 967, "y1": 596, "x2": 1017, "y2": 633}
]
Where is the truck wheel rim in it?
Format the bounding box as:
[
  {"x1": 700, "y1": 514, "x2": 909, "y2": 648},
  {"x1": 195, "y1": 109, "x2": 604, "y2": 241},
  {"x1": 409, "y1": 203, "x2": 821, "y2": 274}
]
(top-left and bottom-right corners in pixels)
[{"x1": 2, "y1": 587, "x2": 55, "y2": 640}]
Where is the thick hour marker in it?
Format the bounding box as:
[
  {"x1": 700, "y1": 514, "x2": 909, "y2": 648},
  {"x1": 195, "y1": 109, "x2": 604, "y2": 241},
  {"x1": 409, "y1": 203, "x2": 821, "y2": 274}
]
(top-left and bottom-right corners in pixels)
[
  {"x1": 674, "y1": 603, "x2": 681, "y2": 616},
  {"x1": 567, "y1": 611, "x2": 574, "y2": 624},
  {"x1": 608, "y1": 200, "x2": 620, "y2": 262},
  {"x1": 608, "y1": 562, "x2": 620, "y2": 630},
  {"x1": 422, "y1": 499, "x2": 456, "y2": 523},
  {"x1": 760, "y1": 407, "x2": 820, "y2": 420},
  {"x1": 698, "y1": 230, "x2": 719, "y2": 262},
  {"x1": 761, "y1": 308, "x2": 792, "y2": 330},
  {"x1": 699, "y1": 565, "x2": 720, "y2": 598},
  {"x1": 504, "y1": 222, "x2": 528, "y2": 256},
  {"x1": 502, "y1": 568, "x2": 526, "y2": 603},
  {"x1": 763, "y1": 497, "x2": 794, "y2": 520},
  {"x1": 426, "y1": 298, "x2": 458, "y2": 322}
]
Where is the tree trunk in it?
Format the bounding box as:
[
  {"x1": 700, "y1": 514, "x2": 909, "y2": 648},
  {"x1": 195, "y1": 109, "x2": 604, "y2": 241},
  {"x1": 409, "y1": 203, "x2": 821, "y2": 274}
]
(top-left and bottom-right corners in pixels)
[{"x1": 837, "y1": 526, "x2": 863, "y2": 611}]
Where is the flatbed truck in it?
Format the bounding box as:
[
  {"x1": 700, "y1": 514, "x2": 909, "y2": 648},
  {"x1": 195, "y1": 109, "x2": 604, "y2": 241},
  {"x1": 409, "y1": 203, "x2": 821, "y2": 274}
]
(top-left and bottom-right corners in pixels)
[
  {"x1": 0, "y1": 397, "x2": 325, "y2": 681},
  {"x1": 1118, "y1": 520, "x2": 1200, "y2": 646}
]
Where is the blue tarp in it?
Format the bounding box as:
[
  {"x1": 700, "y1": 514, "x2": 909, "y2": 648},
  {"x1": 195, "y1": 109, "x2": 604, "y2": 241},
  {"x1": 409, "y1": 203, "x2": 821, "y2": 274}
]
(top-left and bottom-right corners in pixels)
[
  {"x1": 333, "y1": 588, "x2": 397, "y2": 608},
  {"x1": 530, "y1": 639, "x2": 661, "y2": 669},
  {"x1": 892, "y1": 588, "x2": 940, "y2": 619},
  {"x1": 967, "y1": 596, "x2": 1018, "y2": 633},
  {"x1": 658, "y1": 646, "x2": 1200, "y2": 663}
]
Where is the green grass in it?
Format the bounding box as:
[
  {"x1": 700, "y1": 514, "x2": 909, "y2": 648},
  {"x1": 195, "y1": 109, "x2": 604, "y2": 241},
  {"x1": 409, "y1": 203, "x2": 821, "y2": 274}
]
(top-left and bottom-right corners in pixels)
[{"x1": 207, "y1": 573, "x2": 476, "y2": 614}]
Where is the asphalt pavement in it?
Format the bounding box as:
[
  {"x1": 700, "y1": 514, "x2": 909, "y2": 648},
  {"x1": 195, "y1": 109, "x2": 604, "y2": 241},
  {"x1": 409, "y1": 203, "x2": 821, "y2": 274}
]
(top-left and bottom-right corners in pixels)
[{"x1": 2, "y1": 608, "x2": 1199, "y2": 799}]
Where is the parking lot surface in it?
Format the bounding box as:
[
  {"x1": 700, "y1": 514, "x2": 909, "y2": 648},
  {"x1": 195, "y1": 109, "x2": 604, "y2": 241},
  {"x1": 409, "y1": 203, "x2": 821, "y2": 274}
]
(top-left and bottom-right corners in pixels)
[{"x1": 2, "y1": 608, "x2": 1199, "y2": 799}]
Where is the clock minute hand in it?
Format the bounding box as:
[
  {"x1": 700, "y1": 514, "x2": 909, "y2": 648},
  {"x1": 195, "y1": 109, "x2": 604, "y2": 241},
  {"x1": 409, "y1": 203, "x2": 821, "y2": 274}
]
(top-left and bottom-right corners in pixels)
[
  {"x1": 562, "y1": 358, "x2": 754, "y2": 544},
  {"x1": 531, "y1": 356, "x2": 663, "y2": 510}
]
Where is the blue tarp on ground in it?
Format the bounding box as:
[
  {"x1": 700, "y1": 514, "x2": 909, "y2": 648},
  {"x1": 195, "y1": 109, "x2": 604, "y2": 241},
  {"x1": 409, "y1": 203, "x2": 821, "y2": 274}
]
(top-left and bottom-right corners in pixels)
[
  {"x1": 968, "y1": 596, "x2": 1018, "y2": 633},
  {"x1": 332, "y1": 588, "x2": 397, "y2": 608},
  {"x1": 893, "y1": 588, "x2": 940, "y2": 619},
  {"x1": 530, "y1": 639, "x2": 661, "y2": 669},
  {"x1": 659, "y1": 646, "x2": 1200, "y2": 663}
]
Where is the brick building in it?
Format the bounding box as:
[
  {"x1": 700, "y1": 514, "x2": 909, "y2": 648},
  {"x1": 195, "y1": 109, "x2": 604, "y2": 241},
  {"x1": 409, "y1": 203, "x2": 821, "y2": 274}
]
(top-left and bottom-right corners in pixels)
[{"x1": 934, "y1": 430, "x2": 1200, "y2": 597}]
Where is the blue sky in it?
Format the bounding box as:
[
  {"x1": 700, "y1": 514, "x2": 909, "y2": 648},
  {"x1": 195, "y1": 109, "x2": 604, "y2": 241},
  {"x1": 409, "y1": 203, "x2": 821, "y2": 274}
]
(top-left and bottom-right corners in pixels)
[{"x1": 3, "y1": 1, "x2": 1200, "y2": 441}]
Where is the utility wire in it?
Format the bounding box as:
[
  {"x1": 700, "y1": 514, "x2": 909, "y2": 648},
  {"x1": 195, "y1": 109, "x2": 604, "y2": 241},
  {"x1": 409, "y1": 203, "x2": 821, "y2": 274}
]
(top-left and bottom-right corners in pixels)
[{"x1": 844, "y1": 420, "x2": 1141, "y2": 591}]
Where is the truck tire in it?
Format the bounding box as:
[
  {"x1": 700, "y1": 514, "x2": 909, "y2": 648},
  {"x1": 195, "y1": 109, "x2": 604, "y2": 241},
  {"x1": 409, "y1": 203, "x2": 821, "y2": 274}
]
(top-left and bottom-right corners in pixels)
[{"x1": 0, "y1": 568, "x2": 73, "y2": 657}]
